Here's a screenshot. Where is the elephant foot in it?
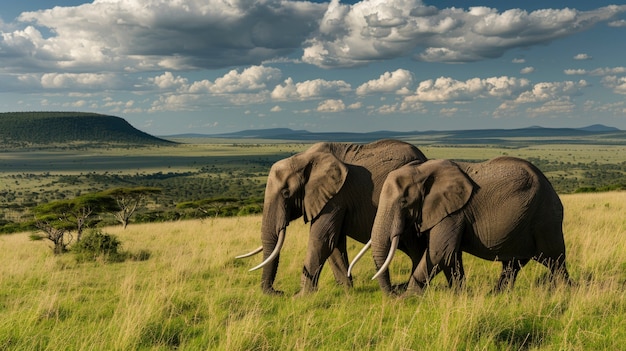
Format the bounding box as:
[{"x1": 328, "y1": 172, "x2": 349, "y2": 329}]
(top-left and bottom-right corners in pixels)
[
  {"x1": 402, "y1": 279, "x2": 426, "y2": 296},
  {"x1": 293, "y1": 288, "x2": 316, "y2": 298},
  {"x1": 335, "y1": 278, "x2": 353, "y2": 288},
  {"x1": 401, "y1": 286, "x2": 426, "y2": 297},
  {"x1": 392, "y1": 282, "x2": 409, "y2": 294}
]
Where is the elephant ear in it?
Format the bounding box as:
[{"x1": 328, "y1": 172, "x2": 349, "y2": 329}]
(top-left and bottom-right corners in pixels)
[
  {"x1": 417, "y1": 160, "x2": 473, "y2": 231},
  {"x1": 303, "y1": 152, "x2": 348, "y2": 223}
]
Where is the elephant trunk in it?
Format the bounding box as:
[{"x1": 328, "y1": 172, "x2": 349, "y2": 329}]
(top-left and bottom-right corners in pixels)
[
  {"x1": 257, "y1": 197, "x2": 290, "y2": 295},
  {"x1": 370, "y1": 207, "x2": 402, "y2": 294},
  {"x1": 372, "y1": 236, "x2": 399, "y2": 282},
  {"x1": 250, "y1": 228, "x2": 285, "y2": 272}
]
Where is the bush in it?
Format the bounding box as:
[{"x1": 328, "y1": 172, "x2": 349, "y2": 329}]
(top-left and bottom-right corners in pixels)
[{"x1": 72, "y1": 229, "x2": 125, "y2": 263}]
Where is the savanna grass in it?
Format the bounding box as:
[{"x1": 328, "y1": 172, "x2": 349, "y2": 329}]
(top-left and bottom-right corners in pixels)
[{"x1": 1, "y1": 192, "x2": 625, "y2": 350}]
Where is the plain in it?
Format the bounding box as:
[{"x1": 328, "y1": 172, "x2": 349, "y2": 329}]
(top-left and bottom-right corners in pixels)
[
  {"x1": 0, "y1": 191, "x2": 625, "y2": 350},
  {"x1": 1, "y1": 140, "x2": 626, "y2": 350}
]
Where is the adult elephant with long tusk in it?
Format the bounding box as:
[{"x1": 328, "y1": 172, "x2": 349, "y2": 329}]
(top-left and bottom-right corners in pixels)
[{"x1": 237, "y1": 139, "x2": 427, "y2": 295}]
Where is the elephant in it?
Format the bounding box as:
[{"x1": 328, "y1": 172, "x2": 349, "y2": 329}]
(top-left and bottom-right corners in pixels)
[
  {"x1": 369, "y1": 156, "x2": 571, "y2": 295},
  {"x1": 237, "y1": 139, "x2": 427, "y2": 295}
]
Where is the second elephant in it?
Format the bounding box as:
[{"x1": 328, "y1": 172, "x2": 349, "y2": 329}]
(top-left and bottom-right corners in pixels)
[{"x1": 371, "y1": 157, "x2": 571, "y2": 295}]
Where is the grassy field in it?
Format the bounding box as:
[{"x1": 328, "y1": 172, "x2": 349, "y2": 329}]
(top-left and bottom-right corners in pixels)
[{"x1": 1, "y1": 191, "x2": 625, "y2": 350}]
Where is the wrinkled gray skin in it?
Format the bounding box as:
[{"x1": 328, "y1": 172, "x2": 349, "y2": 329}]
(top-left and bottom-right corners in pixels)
[
  {"x1": 371, "y1": 157, "x2": 571, "y2": 295},
  {"x1": 253, "y1": 139, "x2": 427, "y2": 295}
]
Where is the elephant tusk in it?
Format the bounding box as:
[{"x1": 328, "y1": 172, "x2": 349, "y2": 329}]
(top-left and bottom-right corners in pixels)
[
  {"x1": 372, "y1": 236, "x2": 400, "y2": 280},
  {"x1": 347, "y1": 240, "x2": 371, "y2": 278},
  {"x1": 235, "y1": 246, "x2": 263, "y2": 259},
  {"x1": 249, "y1": 228, "x2": 286, "y2": 272}
]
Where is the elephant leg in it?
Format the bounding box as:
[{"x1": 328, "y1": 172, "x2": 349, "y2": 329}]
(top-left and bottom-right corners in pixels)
[
  {"x1": 536, "y1": 254, "x2": 571, "y2": 286},
  {"x1": 392, "y1": 227, "x2": 427, "y2": 293},
  {"x1": 532, "y1": 222, "x2": 571, "y2": 286},
  {"x1": 442, "y1": 252, "x2": 465, "y2": 291},
  {"x1": 407, "y1": 249, "x2": 441, "y2": 294},
  {"x1": 404, "y1": 225, "x2": 428, "y2": 275},
  {"x1": 495, "y1": 258, "x2": 529, "y2": 292},
  {"x1": 299, "y1": 205, "x2": 345, "y2": 295},
  {"x1": 407, "y1": 215, "x2": 464, "y2": 294},
  {"x1": 327, "y1": 235, "x2": 353, "y2": 288}
]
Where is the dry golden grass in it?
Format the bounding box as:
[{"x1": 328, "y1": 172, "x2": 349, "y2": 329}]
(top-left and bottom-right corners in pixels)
[{"x1": 1, "y1": 192, "x2": 625, "y2": 350}]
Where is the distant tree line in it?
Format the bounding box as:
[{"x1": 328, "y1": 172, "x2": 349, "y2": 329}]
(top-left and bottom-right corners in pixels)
[
  {"x1": 524, "y1": 157, "x2": 626, "y2": 193},
  {"x1": 1, "y1": 153, "x2": 625, "y2": 236},
  {"x1": 0, "y1": 173, "x2": 265, "y2": 234},
  {"x1": 0, "y1": 151, "x2": 280, "y2": 234}
]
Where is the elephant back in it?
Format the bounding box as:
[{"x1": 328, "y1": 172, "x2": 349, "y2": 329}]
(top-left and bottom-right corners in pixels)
[{"x1": 335, "y1": 140, "x2": 427, "y2": 205}]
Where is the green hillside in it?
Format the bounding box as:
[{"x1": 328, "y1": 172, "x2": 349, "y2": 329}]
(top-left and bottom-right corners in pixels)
[{"x1": 0, "y1": 112, "x2": 174, "y2": 148}]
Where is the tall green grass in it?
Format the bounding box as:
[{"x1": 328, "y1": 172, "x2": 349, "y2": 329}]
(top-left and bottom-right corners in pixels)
[{"x1": 1, "y1": 192, "x2": 625, "y2": 350}]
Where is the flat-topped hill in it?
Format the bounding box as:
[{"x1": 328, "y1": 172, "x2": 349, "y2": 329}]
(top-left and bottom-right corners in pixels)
[{"x1": 0, "y1": 112, "x2": 173, "y2": 148}]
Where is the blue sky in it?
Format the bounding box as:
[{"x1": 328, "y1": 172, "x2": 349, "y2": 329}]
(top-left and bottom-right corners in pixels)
[{"x1": 1, "y1": 1, "x2": 625, "y2": 135}]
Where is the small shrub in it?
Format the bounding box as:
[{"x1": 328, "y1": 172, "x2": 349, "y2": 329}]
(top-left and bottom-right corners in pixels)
[{"x1": 72, "y1": 229, "x2": 125, "y2": 263}]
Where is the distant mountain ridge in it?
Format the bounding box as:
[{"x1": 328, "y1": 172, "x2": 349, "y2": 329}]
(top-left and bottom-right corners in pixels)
[
  {"x1": 0, "y1": 112, "x2": 173, "y2": 147},
  {"x1": 2, "y1": 111, "x2": 623, "y2": 148},
  {"x1": 577, "y1": 124, "x2": 620, "y2": 132},
  {"x1": 168, "y1": 124, "x2": 625, "y2": 144}
]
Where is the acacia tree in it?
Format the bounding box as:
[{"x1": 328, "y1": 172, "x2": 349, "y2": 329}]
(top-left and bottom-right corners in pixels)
[
  {"x1": 32, "y1": 216, "x2": 75, "y2": 254},
  {"x1": 102, "y1": 187, "x2": 161, "y2": 228},
  {"x1": 33, "y1": 193, "x2": 118, "y2": 246}
]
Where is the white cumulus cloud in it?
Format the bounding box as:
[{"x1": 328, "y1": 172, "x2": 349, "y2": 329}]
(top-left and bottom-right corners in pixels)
[
  {"x1": 602, "y1": 76, "x2": 626, "y2": 95},
  {"x1": 608, "y1": 19, "x2": 626, "y2": 27},
  {"x1": 303, "y1": 1, "x2": 626, "y2": 67},
  {"x1": 564, "y1": 69, "x2": 587, "y2": 75},
  {"x1": 405, "y1": 76, "x2": 530, "y2": 102},
  {"x1": 526, "y1": 98, "x2": 576, "y2": 117},
  {"x1": 2, "y1": 0, "x2": 326, "y2": 72},
  {"x1": 514, "y1": 80, "x2": 589, "y2": 103},
  {"x1": 210, "y1": 66, "x2": 282, "y2": 94},
  {"x1": 39, "y1": 73, "x2": 118, "y2": 89},
  {"x1": 564, "y1": 67, "x2": 626, "y2": 76},
  {"x1": 356, "y1": 69, "x2": 413, "y2": 95},
  {"x1": 271, "y1": 77, "x2": 351, "y2": 100},
  {"x1": 317, "y1": 99, "x2": 346, "y2": 112},
  {"x1": 1, "y1": 1, "x2": 624, "y2": 74},
  {"x1": 151, "y1": 72, "x2": 189, "y2": 90}
]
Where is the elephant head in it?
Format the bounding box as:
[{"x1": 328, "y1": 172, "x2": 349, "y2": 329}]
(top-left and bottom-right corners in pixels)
[
  {"x1": 239, "y1": 151, "x2": 348, "y2": 294},
  {"x1": 371, "y1": 160, "x2": 473, "y2": 292}
]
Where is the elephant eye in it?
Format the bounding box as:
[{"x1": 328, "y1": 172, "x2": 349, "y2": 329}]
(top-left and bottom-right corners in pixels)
[{"x1": 281, "y1": 188, "x2": 290, "y2": 199}]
